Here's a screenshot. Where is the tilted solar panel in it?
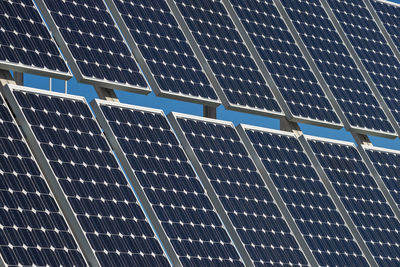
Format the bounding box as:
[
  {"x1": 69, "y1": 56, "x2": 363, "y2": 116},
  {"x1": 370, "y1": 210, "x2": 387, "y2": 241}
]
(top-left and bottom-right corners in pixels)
[
  {"x1": 325, "y1": 0, "x2": 400, "y2": 131},
  {"x1": 2, "y1": 85, "x2": 170, "y2": 267},
  {"x1": 0, "y1": 0, "x2": 70, "y2": 79},
  {"x1": 279, "y1": 0, "x2": 395, "y2": 137},
  {"x1": 169, "y1": 113, "x2": 310, "y2": 266},
  {"x1": 35, "y1": 0, "x2": 149, "y2": 93},
  {"x1": 226, "y1": 0, "x2": 342, "y2": 128},
  {"x1": 105, "y1": 0, "x2": 221, "y2": 106},
  {"x1": 362, "y1": 146, "x2": 400, "y2": 211},
  {"x1": 92, "y1": 100, "x2": 243, "y2": 266},
  {"x1": 169, "y1": 0, "x2": 284, "y2": 117},
  {"x1": 0, "y1": 91, "x2": 86, "y2": 266},
  {"x1": 306, "y1": 136, "x2": 400, "y2": 266},
  {"x1": 238, "y1": 125, "x2": 370, "y2": 266},
  {"x1": 371, "y1": 0, "x2": 400, "y2": 54}
]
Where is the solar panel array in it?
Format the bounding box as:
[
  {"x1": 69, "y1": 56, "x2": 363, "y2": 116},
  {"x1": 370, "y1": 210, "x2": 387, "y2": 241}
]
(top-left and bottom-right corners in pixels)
[
  {"x1": 280, "y1": 0, "x2": 395, "y2": 137},
  {"x1": 326, "y1": 0, "x2": 400, "y2": 129},
  {"x1": 0, "y1": 0, "x2": 70, "y2": 79},
  {"x1": 0, "y1": 91, "x2": 86, "y2": 266},
  {"x1": 371, "y1": 0, "x2": 400, "y2": 55},
  {"x1": 227, "y1": 0, "x2": 342, "y2": 127},
  {"x1": 105, "y1": 0, "x2": 220, "y2": 105},
  {"x1": 93, "y1": 101, "x2": 243, "y2": 266},
  {"x1": 170, "y1": 114, "x2": 309, "y2": 266},
  {"x1": 364, "y1": 147, "x2": 400, "y2": 210},
  {"x1": 35, "y1": 0, "x2": 149, "y2": 92},
  {"x1": 308, "y1": 137, "x2": 400, "y2": 266},
  {"x1": 171, "y1": 0, "x2": 284, "y2": 117},
  {"x1": 3, "y1": 85, "x2": 170, "y2": 267},
  {"x1": 240, "y1": 126, "x2": 369, "y2": 266}
]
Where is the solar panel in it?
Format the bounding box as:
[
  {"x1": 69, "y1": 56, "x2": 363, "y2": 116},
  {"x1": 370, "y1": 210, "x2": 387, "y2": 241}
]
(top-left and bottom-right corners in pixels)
[
  {"x1": 104, "y1": 0, "x2": 221, "y2": 106},
  {"x1": 35, "y1": 0, "x2": 149, "y2": 93},
  {"x1": 278, "y1": 0, "x2": 396, "y2": 137},
  {"x1": 168, "y1": 113, "x2": 310, "y2": 266},
  {"x1": 237, "y1": 125, "x2": 370, "y2": 266},
  {"x1": 226, "y1": 0, "x2": 342, "y2": 128},
  {"x1": 92, "y1": 100, "x2": 244, "y2": 266},
  {"x1": 362, "y1": 146, "x2": 400, "y2": 211},
  {"x1": 306, "y1": 136, "x2": 400, "y2": 266},
  {"x1": 2, "y1": 84, "x2": 170, "y2": 267},
  {"x1": 371, "y1": 0, "x2": 400, "y2": 54},
  {"x1": 0, "y1": 91, "x2": 87, "y2": 266},
  {"x1": 0, "y1": 0, "x2": 70, "y2": 79},
  {"x1": 169, "y1": 0, "x2": 284, "y2": 117},
  {"x1": 325, "y1": 0, "x2": 400, "y2": 131}
]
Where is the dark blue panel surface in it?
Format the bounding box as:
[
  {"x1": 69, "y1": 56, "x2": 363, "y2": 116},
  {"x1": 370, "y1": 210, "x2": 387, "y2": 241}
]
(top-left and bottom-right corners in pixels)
[
  {"x1": 175, "y1": 116, "x2": 308, "y2": 266},
  {"x1": 366, "y1": 148, "x2": 400, "y2": 210},
  {"x1": 99, "y1": 103, "x2": 243, "y2": 266},
  {"x1": 173, "y1": 0, "x2": 283, "y2": 115},
  {"x1": 309, "y1": 138, "x2": 400, "y2": 266},
  {"x1": 40, "y1": 0, "x2": 147, "y2": 89},
  {"x1": 327, "y1": 0, "x2": 400, "y2": 128},
  {"x1": 229, "y1": 0, "x2": 341, "y2": 126},
  {"x1": 0, "y1": 94, "x2": 86, "y2": 266},
  {"x1": 0, "y1": 0, "x2": 69, "y2": 74},
  {"x1": 244, "y1": 127, "x2": 368, "y2": 266},
  {"x1": 371, "y1": 0, "x2": 400, "y2": 54},
  {"x1": 110, "y1": 0, "x2": 219, "y2": 102},
  {"x1": 12, "y1": 89, "x2": 169, "y2": 266},
  {"x1": 281, "y1": 0, "x2": 394, "y2": 135}
]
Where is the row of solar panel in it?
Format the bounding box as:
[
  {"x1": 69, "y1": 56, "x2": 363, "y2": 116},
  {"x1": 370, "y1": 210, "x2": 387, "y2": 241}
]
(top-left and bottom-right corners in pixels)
[
  {"x1": 1, "y1": 83, "x2": 400, "y2": 266},
  {"x1": 2, "y1": 0, "x2": 400, "y2": 139}
]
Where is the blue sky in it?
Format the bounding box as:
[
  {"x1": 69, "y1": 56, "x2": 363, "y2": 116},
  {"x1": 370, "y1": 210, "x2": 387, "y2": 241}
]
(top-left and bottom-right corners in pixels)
[{"x1": 22, "y1": 0, "x2": 400, "y2": 151}]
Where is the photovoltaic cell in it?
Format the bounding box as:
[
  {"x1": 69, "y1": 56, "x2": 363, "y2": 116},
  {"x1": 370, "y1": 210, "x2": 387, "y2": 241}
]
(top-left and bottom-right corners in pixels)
[
  {"x1": 364, "y1": 147, "x2": 400, "y2": 210},
  {"x1": 106, "y1": 0, "x2": 220, "y2": 105},
  {"x1": 241, "y1": 126, "x2": 369, "y2": 266},
  {"x1": 0, "y1": 0, "x2": 70, "y2": 78},
  {"x1": 172, "y1": 0, "x2": 283, "y2": 117},
  {"x1": 0, "y1": 93, "x2": 86, "y2": 266},
  {"x1": 326, "y1": 0, "x2": 400, "y2": 129},
  {"x1": 36, "y1": 0, "x2": 149, "y2": 92},
  {"x1": 94, "y1": 101, "x2": 243, "y2": 266},
  {"x1": 280, "y1": 0, "x2": 395, "y2": 136},
  {"x1": 4, "y1": 86, "x2": 170, "y2": 267},
  {"x1": 228, "y1": 0, "x2": 341, "y2": 127},
  {"x1": 371, "y1": 0, "x2": 400, "y2": 54},
  {"x1": 171, "y1": 114, "x2": 308, "y2": 266},
  {"x1": 308, "y1": 137, "x2": 400, "y2": 266}
]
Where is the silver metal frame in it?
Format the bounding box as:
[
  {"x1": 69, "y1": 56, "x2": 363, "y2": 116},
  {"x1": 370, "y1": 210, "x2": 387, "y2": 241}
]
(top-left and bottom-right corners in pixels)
[
  {"x1": 299, "y1": 134, "x2": 400, "y2": 266},
  {"x1": 273, "y1": 0, "x2": 398, "y2": 139},
  {"x1": 34, "y1": 0, "x2": 152, "y2": 94},
  {"x1": 357, "y1": 145, "x2": 400, "y2": 221},
  {"x1": 222, "y1": 0, "x2": 343, "y2": 130},
  {"x1": 1, "y1": 84, "x2": 171, "y2": 267},
  {"x1": 91, "y1": 99, "x2": 253, "y2": 266},
  {"x1": 165, "y1": 0, "x2": 285, "y2": 119},
  {"x1": 0, "y1": 90, "x2": 87, "y2": 266},
  {"x1": 320, "y1": 0, "x2": 400, "y2": 137},
  {"x1": 168, "y1": 112, "x2": 315, "y2": 266},
  {"x1": 104, "y1": 0, "x2": 221, "y2": 107}
]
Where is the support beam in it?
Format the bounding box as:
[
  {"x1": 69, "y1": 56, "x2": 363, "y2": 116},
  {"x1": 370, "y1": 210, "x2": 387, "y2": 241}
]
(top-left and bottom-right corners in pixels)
[
  {"x1": 94, "y1": 86, "x2": 119, "y2": 102},
  {"x1": 280, "y1": 118, "x2": 302, "y2": 136},
  {"x1": 352, "y1": 133, "x2": 372, "y2": 147},
  {"x1": 13, "y1": 72, "x2": 23, "y2": 86},
  {"x1": 0, "y1": 70, "x2": 15, "y2": 87},
  {"x1": 203, "y1": 105, "x2": 217, "y2": 119}
]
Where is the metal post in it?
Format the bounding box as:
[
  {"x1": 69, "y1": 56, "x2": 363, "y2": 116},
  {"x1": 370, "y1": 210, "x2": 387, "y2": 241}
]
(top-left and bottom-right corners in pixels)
[
  {"x1": 13, "y1": 71, "x2": 23, "y2": 86},
  {"x1": 203, "y1": 105, "x2": 216, "y2": 119},
  {"x1": 94, "y1": 86, "x2": 119, "y2": 102}
]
